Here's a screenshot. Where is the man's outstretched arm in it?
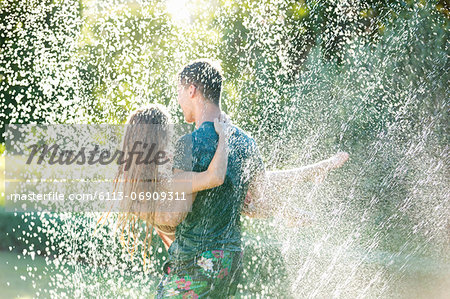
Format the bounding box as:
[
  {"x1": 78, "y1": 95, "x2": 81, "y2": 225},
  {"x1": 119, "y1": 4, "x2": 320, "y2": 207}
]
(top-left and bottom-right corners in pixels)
[
  {"x1": 267, "y1": 152, "x2": 349, "y2": 186},
  {"x1": 242, "y1": 152, "x2": 349, "y2": 221}
]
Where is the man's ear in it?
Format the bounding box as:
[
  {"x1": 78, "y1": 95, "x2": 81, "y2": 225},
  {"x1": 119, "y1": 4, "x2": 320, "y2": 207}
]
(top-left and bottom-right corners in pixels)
[{"x1": 188, "y1": 84, "x2": 196, "y2": 98}]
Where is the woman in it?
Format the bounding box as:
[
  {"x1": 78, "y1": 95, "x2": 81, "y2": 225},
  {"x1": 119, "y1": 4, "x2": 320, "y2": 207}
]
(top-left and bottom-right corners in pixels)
[{"x1": 97, "y1": 103, "x2": 232, "y2": 271}]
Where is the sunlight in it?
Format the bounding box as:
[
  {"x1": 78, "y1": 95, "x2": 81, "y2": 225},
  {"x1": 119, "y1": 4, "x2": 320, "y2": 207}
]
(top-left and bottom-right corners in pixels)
[{"x1": 165, "y1": 0, "x2": 190, "y2": 23}]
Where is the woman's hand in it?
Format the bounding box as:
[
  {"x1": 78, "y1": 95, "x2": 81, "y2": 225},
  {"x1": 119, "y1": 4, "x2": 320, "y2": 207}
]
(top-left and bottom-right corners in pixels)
[
  {"x1": 214, "y1": 112, "x2": 233, "y2": 140},
  {"x1": 219, "y1": 111, "x2": 231, "y2": 124}
]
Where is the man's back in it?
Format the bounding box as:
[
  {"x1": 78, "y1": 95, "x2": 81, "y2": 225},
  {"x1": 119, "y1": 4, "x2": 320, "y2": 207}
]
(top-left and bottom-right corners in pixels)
[{"x1": 169, "y1": 121, "x2": 264, "y2": 262}]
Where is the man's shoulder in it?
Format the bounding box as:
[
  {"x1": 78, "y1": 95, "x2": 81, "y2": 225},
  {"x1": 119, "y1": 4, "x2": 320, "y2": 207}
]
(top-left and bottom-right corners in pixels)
[
  {"x1": 174, "y1": 122, "x2": 259, "y2": 153},
  {"x1": 176, "y1": 131, "x2": 194, "y2": 143},
  {"x1": 178, "y1": 123, "x2": 215, "y2": 142},
  {"x1": 174, "y1": 132, "x2": 194, "y2": 152},
  {"x1": 230, "y1": 125, "x2": 258, "y2": 148},
  {"x1": 175, "y1": 125, "x2": 215, "y2": 156},
  {"x1": 229, "y1": 125, "x2": 265, "y2": 182}
]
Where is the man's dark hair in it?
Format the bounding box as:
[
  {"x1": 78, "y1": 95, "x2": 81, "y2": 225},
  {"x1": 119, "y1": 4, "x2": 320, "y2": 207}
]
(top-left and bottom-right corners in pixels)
[{"x1": 179, "y1": 59, "x2": 223, "y2": 106}]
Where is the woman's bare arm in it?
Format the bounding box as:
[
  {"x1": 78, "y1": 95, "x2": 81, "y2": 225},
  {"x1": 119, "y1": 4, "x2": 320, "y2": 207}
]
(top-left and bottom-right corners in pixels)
[
  {"x1": 166, "y1": 118, "x2": 230, "y2": 194},
  {"x1": 146, "y1": 118, "x2": 232, "y2": 227}
]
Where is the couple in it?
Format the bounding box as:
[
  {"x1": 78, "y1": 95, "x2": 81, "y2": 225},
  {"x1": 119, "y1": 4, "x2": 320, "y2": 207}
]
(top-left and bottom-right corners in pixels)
[{"x1": 112, "y1": 59, "x2": 349, "y2": 298}]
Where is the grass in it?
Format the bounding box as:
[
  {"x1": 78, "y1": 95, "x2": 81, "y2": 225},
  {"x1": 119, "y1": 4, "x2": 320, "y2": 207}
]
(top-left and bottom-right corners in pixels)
[
  {"x1": 0, "y1": 249, "x2": 161, "y2": 298},
  {"x1": 0, "y1": 146, "x2": 4, "y2": 207},
  {"x1": 0, "y1": 250, "x2": 51, "y2": 298}
]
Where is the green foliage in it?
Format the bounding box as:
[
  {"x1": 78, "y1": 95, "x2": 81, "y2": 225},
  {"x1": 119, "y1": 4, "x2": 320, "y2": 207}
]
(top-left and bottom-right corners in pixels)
[{"x1": 280, "y1": 2, "x2": 448, "y2": 256}]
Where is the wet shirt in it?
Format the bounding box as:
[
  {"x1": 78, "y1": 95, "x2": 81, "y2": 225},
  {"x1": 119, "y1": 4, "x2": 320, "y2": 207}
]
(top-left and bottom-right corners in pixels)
[{"x1": 169, "y1": 121, "x2": 264, "y2": 262}]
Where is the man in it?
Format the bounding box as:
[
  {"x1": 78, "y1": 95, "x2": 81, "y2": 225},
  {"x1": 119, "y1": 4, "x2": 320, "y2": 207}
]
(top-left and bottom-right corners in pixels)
[
  {"x1": 156, "y1": 59, "x2": 349, "y2": 298},
  {"x1": 156, "y1": 59, "x2": 263, "y2": 298}
]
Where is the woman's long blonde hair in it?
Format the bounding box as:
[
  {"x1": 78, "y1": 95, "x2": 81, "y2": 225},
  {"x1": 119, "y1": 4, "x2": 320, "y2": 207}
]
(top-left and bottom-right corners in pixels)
[{"x1": 96, "y1": 104, "x2": 174, "y2": 271}]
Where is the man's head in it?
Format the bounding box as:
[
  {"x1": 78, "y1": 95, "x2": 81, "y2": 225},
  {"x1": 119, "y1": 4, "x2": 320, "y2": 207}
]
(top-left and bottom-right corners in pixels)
[{"x1": 177, "y1": 59, "x2": 223, "y2": 123}]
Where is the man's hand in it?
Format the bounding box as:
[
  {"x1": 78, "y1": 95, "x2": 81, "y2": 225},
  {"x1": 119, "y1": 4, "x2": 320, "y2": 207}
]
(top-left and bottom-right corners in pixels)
[
  {"x1": 328, "y1": 152, "x2": 349, "y2": 170},
  {"x1": 314, "y1": 151, "x2": 349, "y2": 184}
]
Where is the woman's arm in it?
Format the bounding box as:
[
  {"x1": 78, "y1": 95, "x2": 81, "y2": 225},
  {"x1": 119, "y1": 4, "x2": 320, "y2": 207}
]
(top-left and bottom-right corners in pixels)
[
  {"x1": 162, "y1": 117, "x2": 231, "y2": 194},
  {"x1": 170, "y1": 118, "x2": 230, "y2": 193},
  {"x1": 147, "y1": 118, "x2": 231, "y2": 227}
]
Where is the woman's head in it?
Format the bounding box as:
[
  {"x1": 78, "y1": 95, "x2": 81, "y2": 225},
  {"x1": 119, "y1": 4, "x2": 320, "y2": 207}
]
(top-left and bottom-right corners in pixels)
[
  {"x1": 125, "y1": 103, "x2": 170, "y2": 126},
  {"x1": 117, "y1": 103, "x2": 170, "y2": 201},
  {"x1": 113, "y1": 104, "x2": 171, "y2": 270}
]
